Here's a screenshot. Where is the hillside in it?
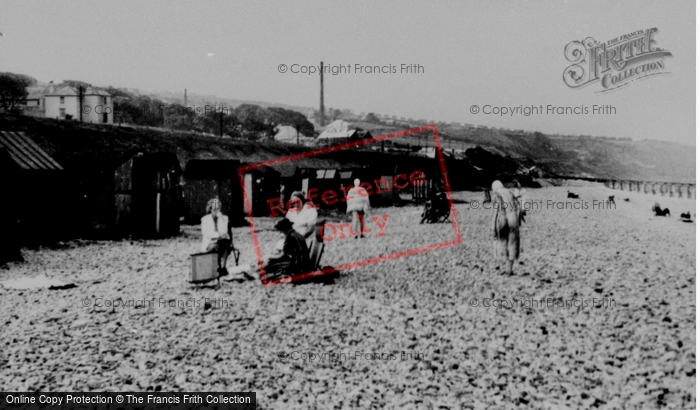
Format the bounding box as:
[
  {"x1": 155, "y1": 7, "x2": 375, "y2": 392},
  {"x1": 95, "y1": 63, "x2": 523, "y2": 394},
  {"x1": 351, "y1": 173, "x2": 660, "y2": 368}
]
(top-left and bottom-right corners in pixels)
[
  {"x1": 20, "y1": 77, "x2": 691, "y2": 184},
  {"x1": 0, "y1": 114, "x2": 342, "y2": 177},
  {"x1": 0, "y1": 113, "x2": 694, "y2": 185},
  {"x1": 146, "y1": 89, "x2": 317, "y2": 117},
  {"x1": 146, "y1": 89, "x2": 695, "y2": 184},
  {"x1": 437, "y1": 127, "x2": 695, "y2": 184}
]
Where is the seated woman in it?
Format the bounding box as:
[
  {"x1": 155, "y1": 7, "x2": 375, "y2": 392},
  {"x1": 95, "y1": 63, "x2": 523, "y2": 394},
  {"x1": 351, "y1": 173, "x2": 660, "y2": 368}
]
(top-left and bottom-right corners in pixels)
[
  {"x1": 201, "y1": 198, "x2": 232, "y2": 276},
  {"x1": 264, "y1": 218, "x2": 311, "y2": 282},
  {"x1": 286, "y1": 191, "x2": 318, "y2": 242}
]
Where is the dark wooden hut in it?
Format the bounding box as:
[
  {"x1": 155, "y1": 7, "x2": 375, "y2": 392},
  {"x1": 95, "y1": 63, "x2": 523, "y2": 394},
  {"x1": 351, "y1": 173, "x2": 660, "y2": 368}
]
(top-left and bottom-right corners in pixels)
[
  {"x1": 182, "y1": 159, "x2": 246, "y2": 226},
  {"x1": 293, "y1": 167, "x2": 341, "y2": 210},
  {"x1": 241, "y1": 165, "x2": 281, "y2": 217},
  {"x1": 0, "y1": 131, "x2": 68, "y2": 249},
  {"x1": 324, "y1": 150, "x2": 442, "y2": 203},
  {"x1": 0, "y1": 148, "x2": 23, "y2": 263},
  {"x1": 114, "y1": 152, "x2": 182, "y2": 238}
]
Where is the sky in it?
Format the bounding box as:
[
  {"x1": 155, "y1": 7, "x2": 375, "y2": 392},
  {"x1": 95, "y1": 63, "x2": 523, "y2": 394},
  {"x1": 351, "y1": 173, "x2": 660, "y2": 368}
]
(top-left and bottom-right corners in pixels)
[{"x1": 0, "y1": 0, "x2": 695, "y2": 145}]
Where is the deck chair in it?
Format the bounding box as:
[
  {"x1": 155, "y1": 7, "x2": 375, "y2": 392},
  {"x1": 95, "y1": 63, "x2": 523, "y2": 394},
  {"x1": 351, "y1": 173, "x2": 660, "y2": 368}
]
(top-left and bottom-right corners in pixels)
[
  {"x1": 295, "y1": 219, "x2": 339, "y2": 285},
  {"x1": 308, "y1": 219, "x2": 326, "y2": 271},
  {"x1": 190, "y1": 245, "x2": 240, "y2": 287},
  {"x1": 190, "y1": 224, "x2": 240, "y2": 286},
  {"x1": 435, "y1": 202, "x2": 451, "y2": 223},
  {"x1": 420, "y1": 196, "x2": 450, "y2": 224},
  {"x1": 190, "y1": 252, "x2": 221, "y2": 287}
]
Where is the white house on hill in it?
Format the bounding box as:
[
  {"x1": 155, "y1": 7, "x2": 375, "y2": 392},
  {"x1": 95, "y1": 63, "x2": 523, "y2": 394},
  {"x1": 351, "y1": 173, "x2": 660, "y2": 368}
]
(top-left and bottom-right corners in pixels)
[
  {"x1": 273, "y1": 125, "x2": 314, "y2": 145},
  {"x1": 317, "y1": 120, "x2": 374, "y2": 142},
  {"x1": 44, "y1": 85, "x2": 113, "y2": 123}
]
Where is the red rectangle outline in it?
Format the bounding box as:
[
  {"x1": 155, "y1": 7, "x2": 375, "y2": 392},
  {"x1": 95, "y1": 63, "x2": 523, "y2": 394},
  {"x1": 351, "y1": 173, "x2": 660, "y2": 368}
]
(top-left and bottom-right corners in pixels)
[{"x1": 238, "y1": 124, "x2": 463, "y2": 287}]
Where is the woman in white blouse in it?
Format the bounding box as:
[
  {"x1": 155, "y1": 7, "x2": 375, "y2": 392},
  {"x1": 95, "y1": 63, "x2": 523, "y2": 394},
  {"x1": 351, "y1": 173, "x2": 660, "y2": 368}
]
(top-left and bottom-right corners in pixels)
[
  {"x1": 285, "y1": 191, "x2": 318, "y2": 241},
  {"x1": 201, "y1": 198, "x2": 232, "y2": 276}
]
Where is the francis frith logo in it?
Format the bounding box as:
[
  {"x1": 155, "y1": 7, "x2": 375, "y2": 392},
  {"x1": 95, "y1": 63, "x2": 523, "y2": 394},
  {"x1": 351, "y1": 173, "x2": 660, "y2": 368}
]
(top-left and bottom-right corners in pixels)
[{"x1": 563, "y1": 28, "x2": 672, "y2": 92}]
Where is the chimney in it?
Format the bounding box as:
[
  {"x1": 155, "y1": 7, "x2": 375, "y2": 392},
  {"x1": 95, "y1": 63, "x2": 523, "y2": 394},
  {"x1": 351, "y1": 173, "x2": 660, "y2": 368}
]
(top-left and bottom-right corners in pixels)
[
  {"x1": 319, "y1": 61, "x2": 325, "y2": 127},
  {"x1": 184, "y1": 88, "x2": 188, "y2": 108}
]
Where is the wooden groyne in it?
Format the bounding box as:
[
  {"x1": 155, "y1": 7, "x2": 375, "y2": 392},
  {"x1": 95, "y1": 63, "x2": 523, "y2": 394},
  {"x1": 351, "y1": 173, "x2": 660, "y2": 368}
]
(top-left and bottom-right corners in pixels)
[
  {"x1": 603, "y1": 180, "x2": 695, "y2": 199},
  {"x1": 549, "y1": 175, "x2": 695, "y2": 199}
]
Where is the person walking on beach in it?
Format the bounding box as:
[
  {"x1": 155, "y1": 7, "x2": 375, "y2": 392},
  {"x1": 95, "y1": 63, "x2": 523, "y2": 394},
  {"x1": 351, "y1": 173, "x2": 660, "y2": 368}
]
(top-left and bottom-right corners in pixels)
[
  {"x1": 345, "y1": 178, "x2": 370, "y2": 238},
  {"x1": 490, "y1": 180, "x2": 523, "y2": 275}
]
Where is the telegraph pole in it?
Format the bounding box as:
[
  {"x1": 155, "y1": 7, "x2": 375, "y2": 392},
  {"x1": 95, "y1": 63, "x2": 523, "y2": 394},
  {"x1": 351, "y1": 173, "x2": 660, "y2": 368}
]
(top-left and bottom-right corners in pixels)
[
  {"x1": 319, "y1": 61, "x2": 325, "y2": 127},
  {"x1": 220, "y1": 107, "x2": 223, "y2": 137},
  {"x1": 78, "y1": 85, "x2": 84, "y2": 122}
]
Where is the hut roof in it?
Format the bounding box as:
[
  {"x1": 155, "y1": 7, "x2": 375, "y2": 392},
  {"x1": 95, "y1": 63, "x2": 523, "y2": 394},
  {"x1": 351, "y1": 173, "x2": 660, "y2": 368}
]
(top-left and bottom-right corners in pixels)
[
  {"x1": 184, "y1": 159, "x2": 242, "y2": 179},
  {"x1": 0, "y1": 131, "x2": 63, "y2": 171},
  {"x1": 318, "y1": 120, "x2": 360, "y2": 140},
  {"x1": 127, "y1": 152, "x2": 182, "y2": 174},
  {"x1": 244, "y1": 164, "x2": 282, "y2": 177},
  {"x1": 45, "y1": 85, "x2": 111, "y2": 97}
]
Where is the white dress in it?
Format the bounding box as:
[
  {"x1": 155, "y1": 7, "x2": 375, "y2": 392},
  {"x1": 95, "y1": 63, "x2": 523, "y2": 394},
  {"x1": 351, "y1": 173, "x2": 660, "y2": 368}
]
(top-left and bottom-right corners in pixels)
[
  {"x1": 346, "y1": 187, "x2": 370, "y2": 213},
  {"x1": 286, "y1": 205, "x2": 318, "y2": 238}
]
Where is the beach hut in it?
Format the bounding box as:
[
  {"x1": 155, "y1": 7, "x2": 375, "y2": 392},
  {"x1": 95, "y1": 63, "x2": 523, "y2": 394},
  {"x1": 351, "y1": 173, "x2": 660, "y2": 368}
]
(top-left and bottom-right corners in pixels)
[
  {"x1": 0, "y1": 148, "x2": 23, "y2": 263},
  {"x1": 114, "y1": 152, "x2": 182, "y2": 238},
  {"x1": 366, "y1": 164, "x2": 399, "y2": 207},
  {"x1": 291, "y1": 167, "x2": 345, "y2": 210},
  {"x1": 0, "y1": 131, "x2": 67, "y2": 247},
  {"x1": 183, "y1": 159, "x2": 245, "y2": 226},
  {"x1": 242, "y1": 166, "x2": 281, "y2": 217}
]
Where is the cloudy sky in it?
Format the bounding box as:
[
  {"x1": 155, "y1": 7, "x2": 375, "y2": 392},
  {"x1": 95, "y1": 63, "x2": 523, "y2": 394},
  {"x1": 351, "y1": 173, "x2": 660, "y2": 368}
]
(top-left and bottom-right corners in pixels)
[{"x1": 0, "y1": 0, "x2": 695, "y2": 145}]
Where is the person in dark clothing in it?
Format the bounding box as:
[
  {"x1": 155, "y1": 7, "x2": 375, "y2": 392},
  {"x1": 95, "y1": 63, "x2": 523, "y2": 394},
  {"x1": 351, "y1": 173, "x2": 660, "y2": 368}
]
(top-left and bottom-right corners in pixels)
[
  {"x1": 421, "y1": 182, "x2": 449, "y2": 223},
  {"x1": 652, "y1": 202, "x2": 671, "y2": 217},
  {"x1": 264, "y1": 218, "x2": 311, "y2": 282}
]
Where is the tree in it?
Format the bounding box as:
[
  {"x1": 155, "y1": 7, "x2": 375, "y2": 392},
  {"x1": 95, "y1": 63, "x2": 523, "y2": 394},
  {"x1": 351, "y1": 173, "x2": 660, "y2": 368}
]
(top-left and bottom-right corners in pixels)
[
  {"x1": 163, "y1": 103, "x2": 195, "y2": 131},
  {"x1": 61, "y1": 80, "x2": 91, "y2": 89},
  {"x1": 267, "y1": 106, "x2": 315, "y2": 136},
  {"x1": 126, "y1": 95, "x2": 166, "y2": 127},
  {"x1": 328, "y1": 108, "x2": 343, "y2": 122},
  {"x1": 364, "y1": 112, "x2": 381, "y2": 123},
  {"x1": 341, "y1": 109, "x2": 354, "y2": 119},
  {"x1": 0, "y1": 72, "x2": 33, "y2": 112},
  {"x1": 194, "y1": 105, "x2": 240, "y2": 137},
  {"x1": 234, "y1": 104, "x2": 275, "y2": 140},
  {"x1": 104, "y1": 86, "x2": 131, "y2": 99},
  {"x1": 106, "y1": 87, "x2": 141, "y2": 124}
]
